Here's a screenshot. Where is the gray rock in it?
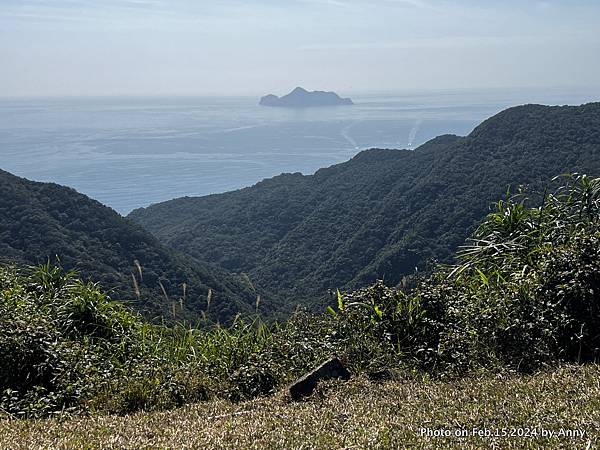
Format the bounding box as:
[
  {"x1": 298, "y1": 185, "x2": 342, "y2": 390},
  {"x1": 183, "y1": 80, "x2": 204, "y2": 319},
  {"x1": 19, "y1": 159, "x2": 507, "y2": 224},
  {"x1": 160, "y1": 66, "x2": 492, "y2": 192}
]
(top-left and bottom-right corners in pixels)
[{"x1": 288, "y1": 356, "x2": 351, "y2": 400}]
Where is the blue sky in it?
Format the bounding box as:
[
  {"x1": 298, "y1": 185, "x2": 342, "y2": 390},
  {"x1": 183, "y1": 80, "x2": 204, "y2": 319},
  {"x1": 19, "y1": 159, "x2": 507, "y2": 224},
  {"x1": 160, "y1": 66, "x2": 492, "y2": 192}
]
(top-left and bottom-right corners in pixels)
[{"x1": 1, "y1": 0, "x2": 599, "y2": 96}]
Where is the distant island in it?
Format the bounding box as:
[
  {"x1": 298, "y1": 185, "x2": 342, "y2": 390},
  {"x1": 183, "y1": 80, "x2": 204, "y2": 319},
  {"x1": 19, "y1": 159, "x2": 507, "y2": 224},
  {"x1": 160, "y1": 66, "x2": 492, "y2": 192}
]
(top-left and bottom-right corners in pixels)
[{"x1": 259, "y1": 87, "x2": 354, "y2": 108}]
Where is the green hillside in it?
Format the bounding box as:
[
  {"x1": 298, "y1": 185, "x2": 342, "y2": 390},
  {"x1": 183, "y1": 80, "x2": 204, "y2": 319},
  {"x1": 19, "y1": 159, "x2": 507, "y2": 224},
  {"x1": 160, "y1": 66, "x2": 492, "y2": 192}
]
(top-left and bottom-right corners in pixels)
[
  {"x1": 129, "y1": 102, "x2": 600, "y2": 312},
  {"x1": 2, "y1": 173, "x2": 599, "y2": 420},
  {"x1": 0, "y1": 170, "x2": 260, "y2": 323}
]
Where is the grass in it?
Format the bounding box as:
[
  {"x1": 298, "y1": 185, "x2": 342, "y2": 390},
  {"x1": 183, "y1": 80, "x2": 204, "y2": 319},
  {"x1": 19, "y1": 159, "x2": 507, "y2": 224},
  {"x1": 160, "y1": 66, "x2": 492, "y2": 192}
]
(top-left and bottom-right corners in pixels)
[{"x1": 1, "y1": 364, "x2": 598, "y2": 449}]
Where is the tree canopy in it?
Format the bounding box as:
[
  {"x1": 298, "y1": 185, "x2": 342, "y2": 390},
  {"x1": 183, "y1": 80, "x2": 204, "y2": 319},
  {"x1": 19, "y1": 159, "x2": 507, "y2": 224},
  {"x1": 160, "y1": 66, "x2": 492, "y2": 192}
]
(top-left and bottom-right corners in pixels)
[{"x1": 129, "y1": 102, "x2": 600, "y2": 313}]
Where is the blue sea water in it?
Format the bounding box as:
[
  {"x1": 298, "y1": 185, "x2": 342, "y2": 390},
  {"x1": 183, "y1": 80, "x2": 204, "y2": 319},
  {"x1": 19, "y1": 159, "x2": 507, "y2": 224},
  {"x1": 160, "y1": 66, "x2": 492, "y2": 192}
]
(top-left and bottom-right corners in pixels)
[{"x1": 1, "y1": 87, "x2": 598, "y2": 214}]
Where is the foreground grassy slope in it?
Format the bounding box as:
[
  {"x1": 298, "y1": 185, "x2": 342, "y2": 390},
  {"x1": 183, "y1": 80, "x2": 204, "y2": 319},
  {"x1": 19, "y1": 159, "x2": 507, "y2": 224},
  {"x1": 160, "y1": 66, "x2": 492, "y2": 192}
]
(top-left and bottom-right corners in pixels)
[
  {"x1": 2, "y1": 174, "x2": 599, "y2": 421},
  {"x1": 0, "y1": 169, "x2": 260, "y2": 322},
  {"x1": 129, "y1": 102, "x2": 600, "y2": 312},
  {"x1": 1, "y1": 366, "x2": 598, "y2": 449}
]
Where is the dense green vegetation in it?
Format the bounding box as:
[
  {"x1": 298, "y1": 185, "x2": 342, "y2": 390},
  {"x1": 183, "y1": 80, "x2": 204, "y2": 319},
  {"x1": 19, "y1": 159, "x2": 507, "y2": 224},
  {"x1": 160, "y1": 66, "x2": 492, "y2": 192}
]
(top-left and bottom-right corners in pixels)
[
  {"x1": 0, "y1": 170, "x2": 261, "y2": 323},
  {"x1": 0, "y1": 263, "x2": 335, "y2": 417},
  {"x1": 130, "y1": 102, "x2": 600, "y2": 313},
  {"x1": 2, "y1": 174, "x2": 599, "y2": 419}
]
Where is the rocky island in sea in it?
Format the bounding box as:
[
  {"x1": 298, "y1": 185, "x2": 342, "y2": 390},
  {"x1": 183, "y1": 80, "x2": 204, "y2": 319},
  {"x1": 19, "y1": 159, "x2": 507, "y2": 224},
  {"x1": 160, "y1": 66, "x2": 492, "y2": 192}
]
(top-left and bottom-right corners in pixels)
[{"x1": 259, "y1": 87, "x2": 354, "y2": 107}]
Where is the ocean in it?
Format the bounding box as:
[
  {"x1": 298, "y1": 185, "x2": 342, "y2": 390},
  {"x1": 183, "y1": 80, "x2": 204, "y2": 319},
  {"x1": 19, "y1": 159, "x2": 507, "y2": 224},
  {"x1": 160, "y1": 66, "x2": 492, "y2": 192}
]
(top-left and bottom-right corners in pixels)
[{"x1": 1, "y1": 87, "x2": 598, "y2": 214}]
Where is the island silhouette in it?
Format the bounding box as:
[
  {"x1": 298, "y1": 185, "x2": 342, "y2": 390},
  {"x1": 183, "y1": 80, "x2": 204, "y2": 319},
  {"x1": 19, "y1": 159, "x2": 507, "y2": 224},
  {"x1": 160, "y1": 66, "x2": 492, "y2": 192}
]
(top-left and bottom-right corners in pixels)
[{"x1": 260, "y1": 87, "x2": 354, "y2": 107}]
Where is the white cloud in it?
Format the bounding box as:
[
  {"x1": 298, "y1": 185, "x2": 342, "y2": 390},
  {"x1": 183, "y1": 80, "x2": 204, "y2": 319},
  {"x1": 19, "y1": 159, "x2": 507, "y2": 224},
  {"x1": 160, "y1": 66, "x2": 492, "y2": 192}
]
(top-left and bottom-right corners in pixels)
[
  {"x1": 383, "y1": 0, "x2": 431, "y2": 8},
  {"x1": 298, "y1": 0, "x2": 354, "y2": 7}
]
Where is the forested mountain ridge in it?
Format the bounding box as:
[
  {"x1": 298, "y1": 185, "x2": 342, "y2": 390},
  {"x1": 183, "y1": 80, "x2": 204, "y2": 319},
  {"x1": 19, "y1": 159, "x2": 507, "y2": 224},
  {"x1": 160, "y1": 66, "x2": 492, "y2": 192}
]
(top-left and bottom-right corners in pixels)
[
  {"x1": 129, "y1": 102, "x2": 600, "y2": 311},
  {"x1": 0, "y1": 170, "x2": 259, "y2": 322}
]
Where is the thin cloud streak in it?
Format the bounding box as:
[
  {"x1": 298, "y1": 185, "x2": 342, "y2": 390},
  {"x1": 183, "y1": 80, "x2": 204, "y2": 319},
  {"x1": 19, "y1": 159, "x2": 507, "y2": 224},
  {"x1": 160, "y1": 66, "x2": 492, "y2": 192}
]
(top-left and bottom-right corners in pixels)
[
  {"x1": 298, "y1": 35, "x2": 571, "y2": 51},
  {"x1": 384, "y1": 0, "x2": 431, "y2": 8},
  {"x1": 298, "y1": 0, "x2": 354, "y2": 7},
  {"x1": 0, "y1": 1, "x2": 191, "y2": 26}
]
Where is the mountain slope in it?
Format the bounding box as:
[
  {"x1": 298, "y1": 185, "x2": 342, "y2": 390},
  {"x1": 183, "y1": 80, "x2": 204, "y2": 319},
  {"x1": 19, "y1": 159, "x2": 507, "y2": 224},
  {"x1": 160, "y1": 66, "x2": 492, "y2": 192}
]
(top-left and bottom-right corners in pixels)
[
  {"x1": 129, "y1": 102, "x2": 600, "y2": 311},
  {"x1": 0, "y1": 170, "x2": 259, "y2": 322}
]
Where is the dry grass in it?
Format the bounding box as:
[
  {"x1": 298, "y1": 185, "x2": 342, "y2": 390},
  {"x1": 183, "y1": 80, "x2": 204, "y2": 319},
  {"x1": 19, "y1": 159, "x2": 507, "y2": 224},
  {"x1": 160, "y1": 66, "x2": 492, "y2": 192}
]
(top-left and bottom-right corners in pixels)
[{"x1": 1, "y1": 364, "x2": 599, "y2": 449}]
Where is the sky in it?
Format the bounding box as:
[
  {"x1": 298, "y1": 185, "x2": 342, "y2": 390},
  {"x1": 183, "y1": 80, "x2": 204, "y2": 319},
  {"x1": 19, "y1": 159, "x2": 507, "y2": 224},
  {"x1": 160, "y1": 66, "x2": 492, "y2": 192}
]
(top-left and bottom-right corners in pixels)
[{"x1": 1, "y1": 0, "x2": 599, "y2": 97}]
